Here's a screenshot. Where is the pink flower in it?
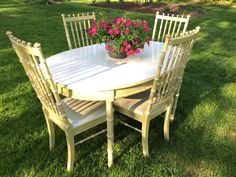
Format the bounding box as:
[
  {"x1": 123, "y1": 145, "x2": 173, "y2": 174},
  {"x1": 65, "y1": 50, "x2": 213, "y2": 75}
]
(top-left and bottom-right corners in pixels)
[
  {"x1": 127, "y1": 50, "x2": 131, "y2": 56},
  {"x1": 135, "y1": 48, "x2": 140, "y2": 54},
  {"x1": 133, "y1": 41, "x2": 139, "y2": 45},
  {"x1": 134, "y1": 22, "x2": 140, "y2": 28},
  {"x1": 106, "y1": 22, "x2": 112, "y2": 28},
  {"x1": 123, "y1": 29, "x2": 129, "y2": 34},
  {"x1": 143, "y1": 20, "x2": 148, "y2": 27},
  {"x1": 121, "y1": 17, "x2": 125, "y2": 23},
  {"x1": 115, "y1": 17, "x2": 124, "y2": 23},
  {"x1": 146, "y1": 36, "x2": 150, "y2": 46},
  {"x1": 122, "y1": 41, "x2": 128, "y2": 46},
  {"x1": 91, "y1": 28, "x2": 96, "y2": 34},
  {"x1": 113, "y1": 17, "x2": 118, "y2": 23},
  {"x1": 87, "y1": 27, "x2": 96, "y2": 37},
  {"x1": 92, "y1": 19, "x2": 97, "y2": 27},
  {"x1": 127, "y1": 49, "x2": 135, "y2": 56},
  {"x1": 144, "y1": 27, "x2": 149, "y2": 32},
  {"x1": 105, "y1": 45, "x2": 110, "y2": 50},
  {"x1": 125, "y1": 20, "x2": 132, "y2": 27},
  {"x1": 100, "y1": 20, "x2": 107, "y2": 29},
  {"x1": 108, "y1": 29, "x2": 113, "y2": 35},
  {"x1": 143, "y1": 20, "x2": 149, "y2": 32},
  {"x1": 114, "y1": 29, "x2": 120, "y2": 35},
  {"x1": 117, "y1": 17, "x2": 125, "y2": 23},
  {"x1": 141, "y1": 44, "x2": 144, "y2": 49},
  {"x1": 110, "y1": 48, "x2": 114, "y2": 53},
  {"x1": 126, "y1": 44, "x2": 131, "y2": 49},
  {"x1": 119, "y1": 47, "x2": 124, "y2": 53}
]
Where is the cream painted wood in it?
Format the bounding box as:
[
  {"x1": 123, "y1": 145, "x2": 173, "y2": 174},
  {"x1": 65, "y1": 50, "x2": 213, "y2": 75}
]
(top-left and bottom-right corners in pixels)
[
  {"x1": 152, "y1": 11, "x2": 191, "y2": 121},
  {"x1": 114, "y1": 27, "x2": 200, "y2": 156},
  {"x1": 6, "y1": 32, "x2": 107, "y2": 171},
  {"x1": 106, "y1": 99, "x2": 114, "y2": 167},
  {"x1": 42, "y1": 41, "x2": 169, "y2": 167},
  {"x1": 62, "y1": 12, "x2": 96, "y2": 50},
  {"x1": 19, "y1": 27, "x2": 198, "y2": 166},
  {"x1": 44, "y1": 41, "x2": 167, "y2": 93},
  {"x1": 152, "y1": 11, "x2": 190, "y2": 42}
]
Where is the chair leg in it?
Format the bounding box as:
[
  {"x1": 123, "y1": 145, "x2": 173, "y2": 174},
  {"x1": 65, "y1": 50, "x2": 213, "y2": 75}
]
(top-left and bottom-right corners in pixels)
[
  {"x1": 141, "y1": 119, "x2": 150, "y2": 157},
  {"x1": 170, "y1": 91, "x2": 180, "y2": 122},
  {"x1": 164, "y1": 104, "x2": 172, "y2": 141},
  {"x1": 170, "y1": 103, "x2": 177, "y2": 122},
  {"x1": 46, "y1": 118, "x2": 55, "y2": 150},
  {"x1": 66, "y1": 133, "x2": 75, "y2": 171},
  {"x1": 44, "y1": 113, "x2": 55, "y2": 150}
]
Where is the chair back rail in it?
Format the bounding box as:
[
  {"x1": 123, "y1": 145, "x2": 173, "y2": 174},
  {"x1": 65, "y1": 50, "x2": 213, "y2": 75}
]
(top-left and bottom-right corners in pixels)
[
  {"x1": 146, "y1": 26, "x2": 200, "y2": 115},
  {"x1": 6, "y1": 31, "x2": 109, "y2": 171},
  {"x1": 62, "y1": 12, "x2": 96, "y2": 49},
  {"x1": 152, "y1": 12, "x2": 190, "y2": 42},
  {"x1": 6, "y1": 31, "x2": 70, "y2": 125}
]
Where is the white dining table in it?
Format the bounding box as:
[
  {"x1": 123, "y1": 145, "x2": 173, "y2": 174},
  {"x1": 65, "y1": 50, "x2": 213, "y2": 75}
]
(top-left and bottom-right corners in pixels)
[{"x1": 45, "y1": 41, "x2": 165, "y2": 167}]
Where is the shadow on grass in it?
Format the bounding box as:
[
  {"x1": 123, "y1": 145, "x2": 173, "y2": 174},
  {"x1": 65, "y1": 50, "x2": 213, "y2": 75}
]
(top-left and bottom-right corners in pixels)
[{"x1": 0, "y1": 106, "x2": 110, "y2": 176}]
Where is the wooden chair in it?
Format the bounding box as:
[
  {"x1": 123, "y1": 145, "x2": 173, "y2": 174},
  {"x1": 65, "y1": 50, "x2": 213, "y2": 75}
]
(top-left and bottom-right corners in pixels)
[
  {"x1": 152, "y1": 11, "x2": 190, "y2": 42},
  {"x1": 6, "y1": 31, "x2": 107, "y2": 171},
  {"x1": 62, "y1": 12, "x2": 97, "y2": 50},
  {"x1": 114, "y1": 27, "x2": 200, "y2": 156}
]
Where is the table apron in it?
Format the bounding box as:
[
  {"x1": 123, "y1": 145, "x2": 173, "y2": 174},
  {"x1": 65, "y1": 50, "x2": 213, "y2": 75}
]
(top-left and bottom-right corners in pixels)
[
  {"x1": 114, "y1": 80, "x2": 153, "y2": 98},
  {"x1": 56, "y1": 80, "x2": 153, "y2": 101}
]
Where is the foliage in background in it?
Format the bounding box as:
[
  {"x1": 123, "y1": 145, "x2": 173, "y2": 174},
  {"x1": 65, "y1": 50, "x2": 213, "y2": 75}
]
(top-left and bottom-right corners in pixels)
[
  {"x1": 91, "y1": 0, "x2": 235, "y2": 4},
  {"x1": 24, "y1": 0, "x2": 236, "y2": 5},
  {"x1": 25, "y1": 0, "x2": 70, "y2": 5},
  {"x1": 25, "y1": 0, "x2": 53, "y2": 5}
]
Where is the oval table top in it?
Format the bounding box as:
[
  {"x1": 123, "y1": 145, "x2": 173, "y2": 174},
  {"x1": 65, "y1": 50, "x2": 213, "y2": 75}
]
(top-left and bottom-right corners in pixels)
[{"x1": 45, "y1": 41, "x2": 165, "y2": 92}]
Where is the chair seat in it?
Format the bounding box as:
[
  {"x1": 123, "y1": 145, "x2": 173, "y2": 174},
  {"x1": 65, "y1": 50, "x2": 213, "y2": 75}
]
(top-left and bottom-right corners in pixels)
[
  {"x1": 62, "y1": 98, "x2": 106, "y2": 128},
  {"x1": 114, "y1": 90, "x2": 150, "y2": 117}
]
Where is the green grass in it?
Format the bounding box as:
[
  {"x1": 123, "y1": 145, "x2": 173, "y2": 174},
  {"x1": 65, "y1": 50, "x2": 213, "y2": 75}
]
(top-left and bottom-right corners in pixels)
[{"x1": 0, "y1": 1, "x2": 236, "y2": 176}]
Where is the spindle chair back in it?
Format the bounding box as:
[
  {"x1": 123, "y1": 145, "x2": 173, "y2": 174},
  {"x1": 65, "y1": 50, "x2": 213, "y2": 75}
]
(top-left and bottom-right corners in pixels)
[
  {"x1": 62, "y1": 12, "x2": 96, "y2": 49},
  {"x1": 6, "y1": 31, "x2": 107, "y2": 171},
  {"x1": 114, "y1": 27, "x2": 200, "y2": 157},
  {"x1": 148, "y1": 27, "x2": 200, "y2": 116},
  {"x1": 152, "y1": 12, "x2": 190, "y2": 42},
  {"x1": 7, "y1": 32, "x2": 66, "y2": 120}
]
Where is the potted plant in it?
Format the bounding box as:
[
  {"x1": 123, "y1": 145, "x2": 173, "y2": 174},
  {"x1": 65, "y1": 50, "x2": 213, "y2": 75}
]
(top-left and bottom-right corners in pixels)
[{"x1": 87, "y1": 16, "x2": 150, "y2": 59}]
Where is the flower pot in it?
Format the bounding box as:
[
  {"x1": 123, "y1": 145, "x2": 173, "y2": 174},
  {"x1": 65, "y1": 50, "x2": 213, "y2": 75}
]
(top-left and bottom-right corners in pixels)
[
  {"x1": 105, "y1": 40, "x2": 127, "y2": 59},
  {"x1": 108, "y1": 51, "x2": 127, "y2": 59}
]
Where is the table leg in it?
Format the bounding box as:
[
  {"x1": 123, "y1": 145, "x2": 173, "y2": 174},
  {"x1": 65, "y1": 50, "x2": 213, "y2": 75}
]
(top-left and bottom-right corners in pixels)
[{"x1": 106, "y1": 100, "x2": 114, "y2": 167}]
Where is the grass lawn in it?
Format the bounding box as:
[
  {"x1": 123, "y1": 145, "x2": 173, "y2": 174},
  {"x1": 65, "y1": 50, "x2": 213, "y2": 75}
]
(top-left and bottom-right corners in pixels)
[{"x1": 0, "y1": 0, "x2": 236, "y2": 176}]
